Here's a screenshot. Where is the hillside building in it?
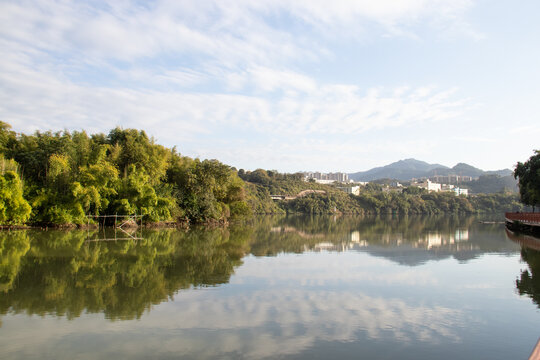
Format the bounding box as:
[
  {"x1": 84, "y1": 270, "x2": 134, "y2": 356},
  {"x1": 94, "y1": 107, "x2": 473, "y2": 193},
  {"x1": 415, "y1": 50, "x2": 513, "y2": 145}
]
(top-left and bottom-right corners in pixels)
[
  {"x1": 413, "y1": 179, "x2": 441, "y2": 192},
  {"x1": 337, "y1": 186, "x2": 361, "y2": 195},
  {"x1": 413, "y1": 180, "x2": 468, "y2": 196},
  {"x1": 453, "y1": 187, "x2": 469, "y2": 196},
  {"x1": 304, "y1": 172, "x2": 350, "y2": 183},
  {"x1": 429, "y1": 175, "x2": 474, "y2": 184}
]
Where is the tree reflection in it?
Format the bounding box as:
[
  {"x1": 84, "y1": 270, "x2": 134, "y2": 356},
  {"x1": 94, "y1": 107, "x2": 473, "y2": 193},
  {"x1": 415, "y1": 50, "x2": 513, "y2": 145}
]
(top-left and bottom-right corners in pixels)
[
  {"x1": 0, "y1": 215, "x2": 521, "y2": 321},
  {"x1": 516, "y1": 247, "x2": 540, "y2": 308},
  {"x1": 0, "y1": 227, "x2": 251, "y2": 321},
  {"x1": 246, "y1": 214, "x2": 506, "y2": 259},
  {"x1": 0, "y1": 231, "x2": 30, "y2": 292},
  {"x1": 504, "y1": 228, "x2": 540, "y2": 308}
]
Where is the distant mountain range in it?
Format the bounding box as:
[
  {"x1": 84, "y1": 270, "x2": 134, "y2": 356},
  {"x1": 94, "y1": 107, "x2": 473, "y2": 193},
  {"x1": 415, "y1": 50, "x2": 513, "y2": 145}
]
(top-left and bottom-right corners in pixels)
[{"x1": 348, "y1": 158, "x2": 513, "y2": 182}]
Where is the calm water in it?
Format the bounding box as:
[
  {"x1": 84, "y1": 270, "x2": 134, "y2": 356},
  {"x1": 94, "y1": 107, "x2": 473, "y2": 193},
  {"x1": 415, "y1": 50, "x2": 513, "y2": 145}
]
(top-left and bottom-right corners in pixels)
[{"x1": 0, "y1": 215, "x2": 539, "y2": 360}]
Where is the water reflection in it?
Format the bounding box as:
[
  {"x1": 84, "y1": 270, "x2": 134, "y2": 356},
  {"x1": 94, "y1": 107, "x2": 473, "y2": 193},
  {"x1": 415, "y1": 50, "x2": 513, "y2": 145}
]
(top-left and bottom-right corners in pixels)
[
  {"x1": 0, "y1": 215, "x2": 529, "y2": 322},
  {"x1": 252, "y1": 215, "x2": 517, "y2": 265},
  {"x1": 1, "y1": 215, "x2": 539, "y2": 360},
  {"x1": 505, "y1": 228, "x2": 540, "y2": 308},
  {"x1": 0, "y1": 228, "x2": 250, "y2": 320},
  {"x1": 516, "y1": 247, "x2": 540, "y2": 308}
]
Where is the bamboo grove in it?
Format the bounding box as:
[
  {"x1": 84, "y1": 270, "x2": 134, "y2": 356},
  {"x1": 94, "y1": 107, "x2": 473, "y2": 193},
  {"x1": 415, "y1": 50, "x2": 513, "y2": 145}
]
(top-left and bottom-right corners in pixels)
[{"x1": 0, "y1": 122, "x2": 249, "y2": 226}]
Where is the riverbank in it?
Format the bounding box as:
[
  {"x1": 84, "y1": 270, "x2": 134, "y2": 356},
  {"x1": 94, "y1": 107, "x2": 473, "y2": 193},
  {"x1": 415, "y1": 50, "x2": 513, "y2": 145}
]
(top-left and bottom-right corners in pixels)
[{"x1": 505, "y1": 212, "x2": 540, "y2": 236}]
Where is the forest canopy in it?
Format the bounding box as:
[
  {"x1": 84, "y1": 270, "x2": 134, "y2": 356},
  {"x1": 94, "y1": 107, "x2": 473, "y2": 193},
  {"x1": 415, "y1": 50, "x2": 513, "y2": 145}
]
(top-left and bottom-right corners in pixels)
[{"x1": 0, "y1": 122, "x2": 249, "y2": 225}]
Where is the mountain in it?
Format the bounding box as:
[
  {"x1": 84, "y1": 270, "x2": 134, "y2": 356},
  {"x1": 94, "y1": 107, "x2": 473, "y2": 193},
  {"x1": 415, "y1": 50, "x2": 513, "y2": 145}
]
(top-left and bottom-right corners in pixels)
[
  {"x1": 486, "y1": 169, "x2": 513, "y2": 177},
  {"x1": 349, "y1": 159, "x2": 513, "y2": 183},
  {"x1": 426, "y1": 163, "x2": 484, "y2": 178},
  {"x1": 348, "y1": 159, "x2": 448, "y2": 182},
  {"x1": 461, "y1": 174, "x2": 518, "y2": 193}
]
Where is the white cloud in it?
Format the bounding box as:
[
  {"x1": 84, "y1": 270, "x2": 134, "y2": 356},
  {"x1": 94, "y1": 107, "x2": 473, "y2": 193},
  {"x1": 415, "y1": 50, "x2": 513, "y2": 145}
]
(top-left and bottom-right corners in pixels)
[
  {"x1": 0, "y1": 58, "x2": 464, "y2": 138},
  {"x1": 247, "y1": 66, "x2": 317, "y2": 94},
  {"x1": 0, "y1": 0, "x2": 482, "y2": 170},
  {"x1": 1, "y1": 0, "x2": 478, "y2": 64}
]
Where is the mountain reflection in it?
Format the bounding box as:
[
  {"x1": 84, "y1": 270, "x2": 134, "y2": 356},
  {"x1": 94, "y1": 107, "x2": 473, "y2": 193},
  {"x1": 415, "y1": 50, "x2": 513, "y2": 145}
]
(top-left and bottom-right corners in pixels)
[{"x1": 0, "y1": 215, "x2": 524, "y2": 321}]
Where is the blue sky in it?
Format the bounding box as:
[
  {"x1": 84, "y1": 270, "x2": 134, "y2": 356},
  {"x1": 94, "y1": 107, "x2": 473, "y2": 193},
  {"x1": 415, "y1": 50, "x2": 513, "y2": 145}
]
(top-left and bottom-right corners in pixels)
[{"x1": 1, "y1": 0, "x2": 539, "y2": 173}]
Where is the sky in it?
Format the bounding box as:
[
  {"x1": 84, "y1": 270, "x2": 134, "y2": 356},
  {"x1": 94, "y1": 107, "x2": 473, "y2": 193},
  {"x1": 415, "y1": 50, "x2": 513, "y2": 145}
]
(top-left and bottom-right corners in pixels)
[{"x1": 1, "y1": 0, "x2": 539, "y2": 173}]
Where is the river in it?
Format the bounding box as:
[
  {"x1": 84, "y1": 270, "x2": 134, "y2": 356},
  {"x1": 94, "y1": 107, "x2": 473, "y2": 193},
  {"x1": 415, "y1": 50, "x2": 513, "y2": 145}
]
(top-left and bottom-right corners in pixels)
[{"x1": 0, "y1": 215, "x2": 538, "y2": 359}]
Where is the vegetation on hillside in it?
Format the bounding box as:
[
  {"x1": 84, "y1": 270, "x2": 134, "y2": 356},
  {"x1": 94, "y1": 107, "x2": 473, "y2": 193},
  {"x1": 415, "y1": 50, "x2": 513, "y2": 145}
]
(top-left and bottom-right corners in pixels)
[
  {"x1": 461, "y1": 174, "x2": 518, "y2": 194},
  {"x1": 240, "y1": 169, "x2": 523, "y2": 215},
  {"x1": 0, "y1": 122, "x2": 525, "y2": 226}
]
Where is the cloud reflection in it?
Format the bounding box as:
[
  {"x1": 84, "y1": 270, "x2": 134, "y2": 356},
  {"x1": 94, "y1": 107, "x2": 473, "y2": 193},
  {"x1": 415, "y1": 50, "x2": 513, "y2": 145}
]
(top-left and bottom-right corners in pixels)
[{"x1": 2, "y1": 287, "x2": 464, "y2": 359}]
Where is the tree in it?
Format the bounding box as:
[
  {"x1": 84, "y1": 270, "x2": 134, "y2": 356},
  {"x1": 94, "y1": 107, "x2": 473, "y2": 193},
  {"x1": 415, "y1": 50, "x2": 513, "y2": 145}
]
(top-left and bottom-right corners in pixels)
[
  {"x1": 106, "y1": 128, "x2": 170, "y2": 184},
  {"x1": 0, "y1": 170, "x2": 32, "y2": 225},
  {"x1": 0, "y1": 121, "x2": 16, "y2": 155},
  {"x1": 72, "y1": 161, "x2": 119, "y2": 215},
  {"x1": 514, "y1": 150, "x2": 540, "y2": 211},
  {"x1": 110, "y1": 165, "x2": 173, "y2": 222}
]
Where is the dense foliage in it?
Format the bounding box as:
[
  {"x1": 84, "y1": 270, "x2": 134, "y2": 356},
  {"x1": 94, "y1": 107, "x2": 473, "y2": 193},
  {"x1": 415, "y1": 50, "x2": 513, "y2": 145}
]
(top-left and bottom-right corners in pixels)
[
  {"x1": 514, "y1": 150, "x2": 540, "y2": 210},
  {"x1": 0, "y1": 122, "x2": 249, "y2": 225}
]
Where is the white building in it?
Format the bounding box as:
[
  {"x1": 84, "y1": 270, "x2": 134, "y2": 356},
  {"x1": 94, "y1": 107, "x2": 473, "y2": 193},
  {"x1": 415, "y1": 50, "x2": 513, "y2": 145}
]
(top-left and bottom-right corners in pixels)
[
  {"x1": 314, "y1": 179, "x2": 337, "y2": 185},
  {"x1": 414, "y1": 179, "x2": 441, "y2": 192},
  {"x1": 430, "y1": 175, "x2": 474, "y2": 184},
  {"x1": 453, "y1": 187, "x2": 469, "y2": 196},
  {"x1": 304, "y1": 172, "x2": 350, "y2": 183},
  {"x1": 337, "y1": 186, "x2": 361, "y2": 195},
  {"x1": 441, "y1": 184, "x2": 455, "y2": 191}
]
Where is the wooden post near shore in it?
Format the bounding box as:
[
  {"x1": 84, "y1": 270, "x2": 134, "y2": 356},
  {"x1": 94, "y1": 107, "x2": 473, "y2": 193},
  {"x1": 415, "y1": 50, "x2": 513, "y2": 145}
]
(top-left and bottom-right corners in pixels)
[{"x1": 84, "y1": 214, "x2": 144, "y2": 242}]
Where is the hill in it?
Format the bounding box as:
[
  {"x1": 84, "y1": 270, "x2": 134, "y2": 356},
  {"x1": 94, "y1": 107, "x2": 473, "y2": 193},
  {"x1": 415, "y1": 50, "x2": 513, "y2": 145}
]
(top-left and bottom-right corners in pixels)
[
  {"x1": 348, "y1": 159, "x2": 448, "y2": 182},
  {"x1": 349, "y1": 159, "x2": 512, "y2": 183}
]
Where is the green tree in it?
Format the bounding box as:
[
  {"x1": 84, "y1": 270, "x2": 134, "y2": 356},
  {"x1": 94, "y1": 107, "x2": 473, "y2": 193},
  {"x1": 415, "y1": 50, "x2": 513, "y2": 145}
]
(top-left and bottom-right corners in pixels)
[
  {"x1": 168, "y1": 157, "x2": 250, "y2": 223},
  {"x1": 0, "y1": 170, "x2": 32, "y2": 225},
  {"x1": 0, "y1": 121, "x2": 16, "y2": 155},
  {"x1": 110, "y1": 165, "x2": 173, "y2": 222},
  {"x1": 72, "y1": 161, "x2": 119, "y2": 215},
  {"x1": 106, "y1": 128, "x2": 170, "y2": 184},
  {"x1": 514, "y1": 150, "x2": 540, "y2": 210}
]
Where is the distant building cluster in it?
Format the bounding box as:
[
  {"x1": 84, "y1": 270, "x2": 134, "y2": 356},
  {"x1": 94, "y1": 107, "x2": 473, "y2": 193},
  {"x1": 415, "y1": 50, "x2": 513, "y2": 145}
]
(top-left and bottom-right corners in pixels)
[
  {"x1": 411, "y1": 179, "x2": 469, "y2": 196},
  {"x1": 303, "y1": 172, "x2": 350, "y2": 184},
  {"x1": 428, "y1": 175, "x2": 474, "y2": 184},
  {"x1": 301, "y1": 171, "x2": 470, "y2": 196}
]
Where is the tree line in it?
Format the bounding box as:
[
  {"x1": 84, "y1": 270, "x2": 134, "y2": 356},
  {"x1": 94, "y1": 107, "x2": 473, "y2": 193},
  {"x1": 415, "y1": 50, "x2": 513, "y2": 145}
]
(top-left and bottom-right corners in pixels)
[{"x1": 0, "y1": 121, "x2": 532, "y2": 226}]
